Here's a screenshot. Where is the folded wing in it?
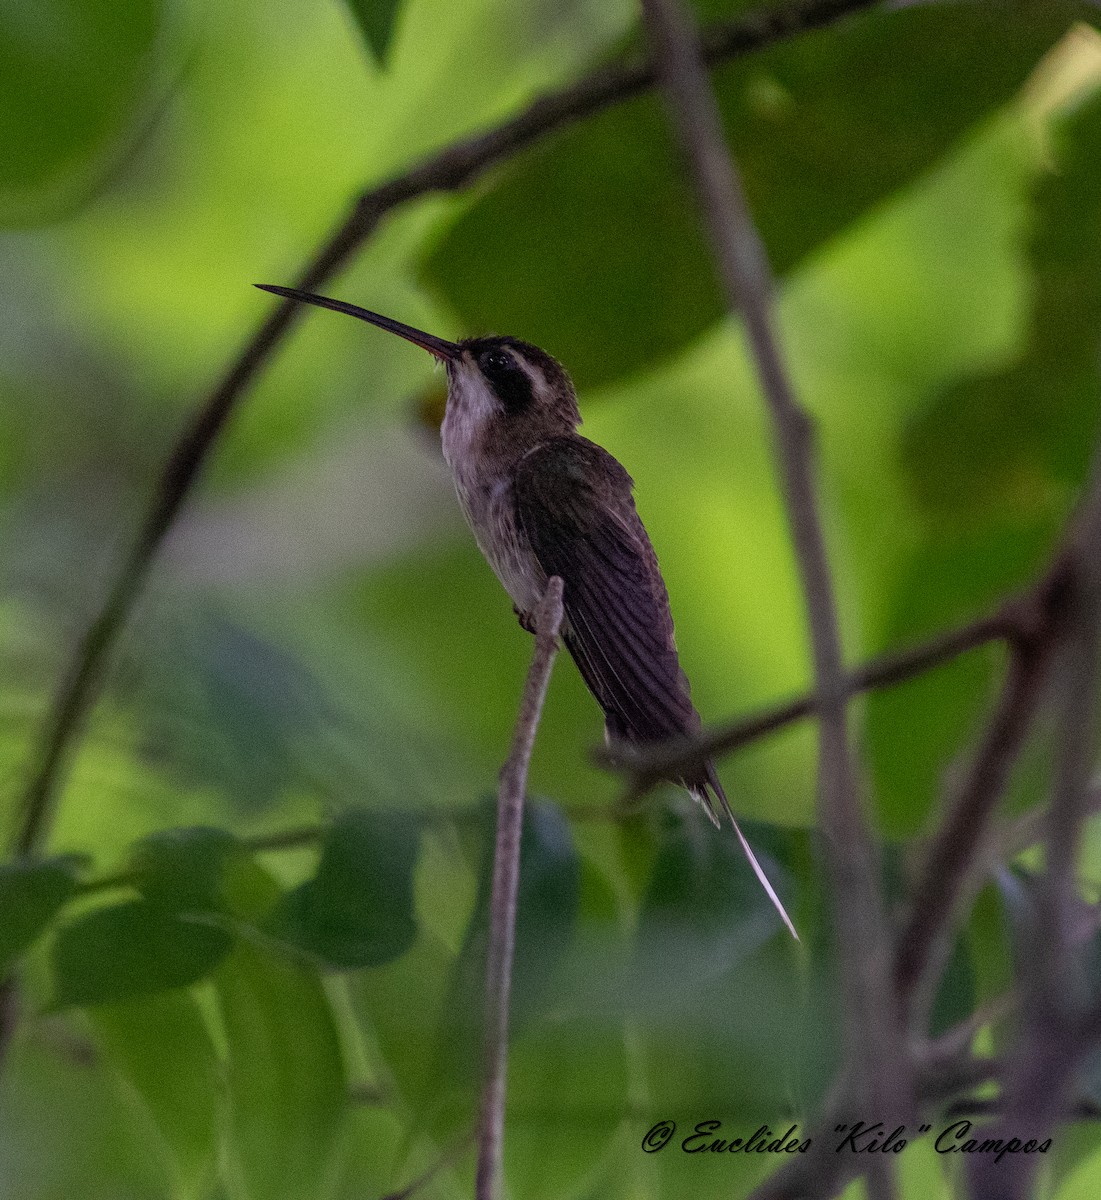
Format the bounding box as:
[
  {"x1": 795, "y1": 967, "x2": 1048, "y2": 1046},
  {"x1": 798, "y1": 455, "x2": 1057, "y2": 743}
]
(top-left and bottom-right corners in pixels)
[{"x1": 513, "y1": 436, "x2": 698, "y2": 747}]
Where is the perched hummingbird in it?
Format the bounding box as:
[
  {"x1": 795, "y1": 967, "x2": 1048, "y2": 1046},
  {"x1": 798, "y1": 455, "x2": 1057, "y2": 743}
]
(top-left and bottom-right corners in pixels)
[{"x1": 256, "y1": 284, "x2": 796, "y2": 938}]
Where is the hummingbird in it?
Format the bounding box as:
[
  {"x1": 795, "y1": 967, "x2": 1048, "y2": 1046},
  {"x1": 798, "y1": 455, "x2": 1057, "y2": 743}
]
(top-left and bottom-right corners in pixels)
[{"x1": 256, "y1": 284, "x2": 796, "y2": 938}]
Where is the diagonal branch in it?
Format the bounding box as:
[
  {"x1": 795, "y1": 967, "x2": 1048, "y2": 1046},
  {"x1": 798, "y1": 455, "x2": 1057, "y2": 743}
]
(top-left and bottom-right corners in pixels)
[
  {"x1": 475, "y1": 578, "x2": 565, "y2": 1200},
  {"x1": 13, "y1": 0, "x2": 884, "y2": 862},
  {"x1": 892, "y1": 573, "x2": 1071, "y2": 1030},
  {"x1": 638, "y1": 2, "x2": 910, "y2": 1193},
  {"x1": 599, "y1": 605, "x2": 1015, "y2": 792}
]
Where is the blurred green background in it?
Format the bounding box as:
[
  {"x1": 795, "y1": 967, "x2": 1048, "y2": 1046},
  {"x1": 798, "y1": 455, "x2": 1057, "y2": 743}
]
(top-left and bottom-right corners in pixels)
[{"x1": 4, "y1": 0, "x2": 1101, "y2": 1197}]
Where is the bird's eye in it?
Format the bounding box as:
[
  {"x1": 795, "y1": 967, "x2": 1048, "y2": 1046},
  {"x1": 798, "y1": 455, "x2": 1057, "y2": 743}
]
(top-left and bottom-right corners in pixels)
[{"x1": 481, "y1": 349, "x2": 513, "y2": 373}]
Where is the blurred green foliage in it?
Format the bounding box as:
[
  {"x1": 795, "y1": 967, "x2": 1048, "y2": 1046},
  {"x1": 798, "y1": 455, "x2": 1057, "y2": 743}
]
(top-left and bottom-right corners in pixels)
[
  {"x1": 346, "y1": 0, "x2": 405, "y2": 66},
  {"x1": 426, "y1": 0, "x2": 1073, "y2": 389},
  {"x1": 1, "y1": 0, "x2": 1101, "y2": 1198},
  {"x1": 0, "y1": 0, "x2": 163, "y2": 225}
]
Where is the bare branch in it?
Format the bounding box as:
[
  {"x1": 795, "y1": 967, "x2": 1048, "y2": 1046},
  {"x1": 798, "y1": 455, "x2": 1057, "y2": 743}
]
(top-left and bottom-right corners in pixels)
[
  {"x1": 755, "y1": 461, "x2": 1101, "y2": 1200},
  {"x1": 894, "y1": 571, "x2": 1071, "y2": 1028},
  {"x1": 967, "y1": 461, "x2": 1101, "y2": 1200},
  {"x1": 638, "y1": 0, "x2": 910, "y2": 1180},
  {"x1": 996, "y1": 784, "x2": 1101, "y2": 865},
  {"x1": 13, "y1": 0, "x2": 886, "y2": 860},
  {"x1": 475, "y1": 578, "x2": 565, "y2": 1200},
  {"x1": 599, "y1": 606, "x2": 1014, "y2": 792}
]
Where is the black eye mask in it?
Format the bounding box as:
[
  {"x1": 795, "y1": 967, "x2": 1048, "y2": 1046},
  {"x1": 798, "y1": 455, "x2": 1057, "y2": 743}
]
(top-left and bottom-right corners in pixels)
[{"x1": 480, "y1": 349, "x2": 534, "y2": 414}]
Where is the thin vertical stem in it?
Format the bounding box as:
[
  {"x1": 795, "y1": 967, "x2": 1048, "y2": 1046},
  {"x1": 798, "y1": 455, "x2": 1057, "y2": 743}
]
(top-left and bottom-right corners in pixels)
[
  {"x1": 637, "y1": 3, "x2": 911, "y2": 1189},
  {"x1": 475, "y1": 578, "x2": 565, "y2": 1200}
]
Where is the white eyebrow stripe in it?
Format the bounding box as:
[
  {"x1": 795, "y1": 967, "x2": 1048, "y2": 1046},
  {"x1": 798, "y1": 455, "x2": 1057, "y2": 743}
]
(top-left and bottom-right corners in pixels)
[{"x1": 516, "y1": 354, "x2": 544, "y2": 396}]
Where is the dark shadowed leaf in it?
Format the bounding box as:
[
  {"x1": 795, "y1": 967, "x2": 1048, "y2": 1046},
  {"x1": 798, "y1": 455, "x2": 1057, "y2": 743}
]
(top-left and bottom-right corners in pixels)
[
  {"x1": 0, "y1": 0, "x2": 163, "y2": 226},
  {"x1": 509, "y1": 800, "x2": 582, "y2": 1022},
  {"x1": 51, "y1": 900, "x2": 233, "y2": 1008},
  {"x1": 0, "y1": 856, "x2": 83, "y2": 976},
  {"x1": 130, "y1": 826, "x2": 238, "y2": 911},
  {"x1": 129, "y1": 825, "x2": 280, "y2": 922},
  {"x1": 424, "y1": 1, "x2": 1075, "y2": 388},
  {"x1": 627, "y1": 812, "x2": 821, "y2": 1159},
  {"x1": 267, "y1": 809, "x2": 420, "y2": 969},
  {"x1": 929, "y1": 930, "x2": 977, "y2": 1040},
  {"x1": 215, "y1": 942, "x2": 346, "y2": 1200},
  {"x1": 634, "y1": 808, "x2": 791, "y2": 1004},
  {"x1": 344, "y1": 0, "x2": 404, "y2": 66},
  {"x1": 436, "y1": 799, "x2": 581, "y2": 1098}
]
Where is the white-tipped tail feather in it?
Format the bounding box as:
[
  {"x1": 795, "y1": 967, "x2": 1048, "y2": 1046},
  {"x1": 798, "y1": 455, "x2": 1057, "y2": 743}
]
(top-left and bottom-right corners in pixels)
[{"x1": 690, "y1": 773, "x2": 799, "y2": 941}]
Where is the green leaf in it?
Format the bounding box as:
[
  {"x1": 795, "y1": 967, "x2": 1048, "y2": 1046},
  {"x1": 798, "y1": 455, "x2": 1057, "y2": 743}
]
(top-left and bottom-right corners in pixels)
[
  {"x1": 136, "y1": 614, "x2": 338, "y2": 811},
  {"x1": 0, "y1": 1017, "x2": 176, "y2": 1197},
  {"x1": 130, "y1": 826, "x2": 240, "y2": 911},
  {"x1": 267, "y1": 809, "x2": 420, "y2": 969},
  {"x1": 929, "y1": 929, "x2": 977, "y2": 1040},
  {"x1": 424, "y1": 0, "x2": 1075, "y2": 389},
  {"x1": 505, "y1": 1017, "x2": 629, "y2": 1200},
  {"x1": 89, "y1": 991, "x2": 221, "y2": 1199},
  {"x1": 0, "y1": 0, "x2": 163, "y2": 226},
  {"x1": 442, "y1": 801, "x2": 581, "y2": 1076},
  {"x1": 130, "y1": 825, "x2": 280, "y2": 921},
  {"x1": 215, "y1": 941, "x2": 346, "y2": 1200},
  {"x1": 0, "y1": 856, "x2": 82, "y2": 976},
  {"x1": 873, "y1": 93, "x2": 1101, "y2": 845},
  {"x1": 343, "y1": 0, "x2": 403, "y2": 67},
  {"x1": 376, "y1": 801, "x2": 582, "y2": 1141},
  {"x1": 902, "y1": 87, "x2": 1101, "y2": 525},
  {"x1": 51, "y1": 900, "x2": 233, "y2": 1008},
  {"x1": 352, "y1": 929, "x2": 460, "y2": 1122},
  {"x1": 866, "y1": 519, "x2": 1056, "y2": 838}
]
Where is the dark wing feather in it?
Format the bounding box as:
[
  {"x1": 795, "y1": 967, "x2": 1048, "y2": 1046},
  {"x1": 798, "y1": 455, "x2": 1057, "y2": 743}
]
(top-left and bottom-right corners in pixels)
[
  {"x1": 513, "y1": 436, "x2": 698, "y2": 747},
  {"x1": 515, "y1": 438, "x2": 799, "y2": 941}
]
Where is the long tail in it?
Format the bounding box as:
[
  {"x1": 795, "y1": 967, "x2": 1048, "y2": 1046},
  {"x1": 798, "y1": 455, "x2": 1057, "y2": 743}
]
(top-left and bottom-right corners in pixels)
[{"x1": 691, "y1": 765, "x2": 799, "y2": 941}]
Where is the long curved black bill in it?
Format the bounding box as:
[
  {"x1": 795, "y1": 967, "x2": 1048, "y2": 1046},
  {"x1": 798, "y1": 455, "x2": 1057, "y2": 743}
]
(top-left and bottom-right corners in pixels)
[{"x1": 256, "y1": 284, "x2": 461, "y2": 361}]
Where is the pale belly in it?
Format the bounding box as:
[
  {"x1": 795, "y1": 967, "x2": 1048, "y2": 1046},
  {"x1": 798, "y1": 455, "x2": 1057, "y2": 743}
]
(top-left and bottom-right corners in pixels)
[{"x1": 454, "y1": 472, "x2": 546, "y2": 617}]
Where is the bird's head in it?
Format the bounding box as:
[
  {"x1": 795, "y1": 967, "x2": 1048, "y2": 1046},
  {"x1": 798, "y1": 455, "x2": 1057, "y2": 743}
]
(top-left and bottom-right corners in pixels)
[{"x1": 255, "y1": 286, "x2": 582, "y2": 446}]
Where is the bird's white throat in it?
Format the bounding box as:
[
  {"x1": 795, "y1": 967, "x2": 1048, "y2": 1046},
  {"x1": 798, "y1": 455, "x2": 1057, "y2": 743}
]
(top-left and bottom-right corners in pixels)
[{"x1": 440, "y1": 365, "x2": 501, "y2": 474}]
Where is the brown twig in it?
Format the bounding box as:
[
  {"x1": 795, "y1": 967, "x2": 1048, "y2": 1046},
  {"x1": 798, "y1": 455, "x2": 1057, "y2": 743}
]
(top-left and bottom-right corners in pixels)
[
  {"x1": 475, "y1": 578, "x2": 564, "y2": 1200},
  {"x1": 12, "y1": 0, "x2": 887, "y2": 865},
  {"x1": 599, "y1": 606, "x2": 1014, "y2": 792},
  {"x1": 638, "y1": 2, "x2": 909, "y2": 1193}
]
